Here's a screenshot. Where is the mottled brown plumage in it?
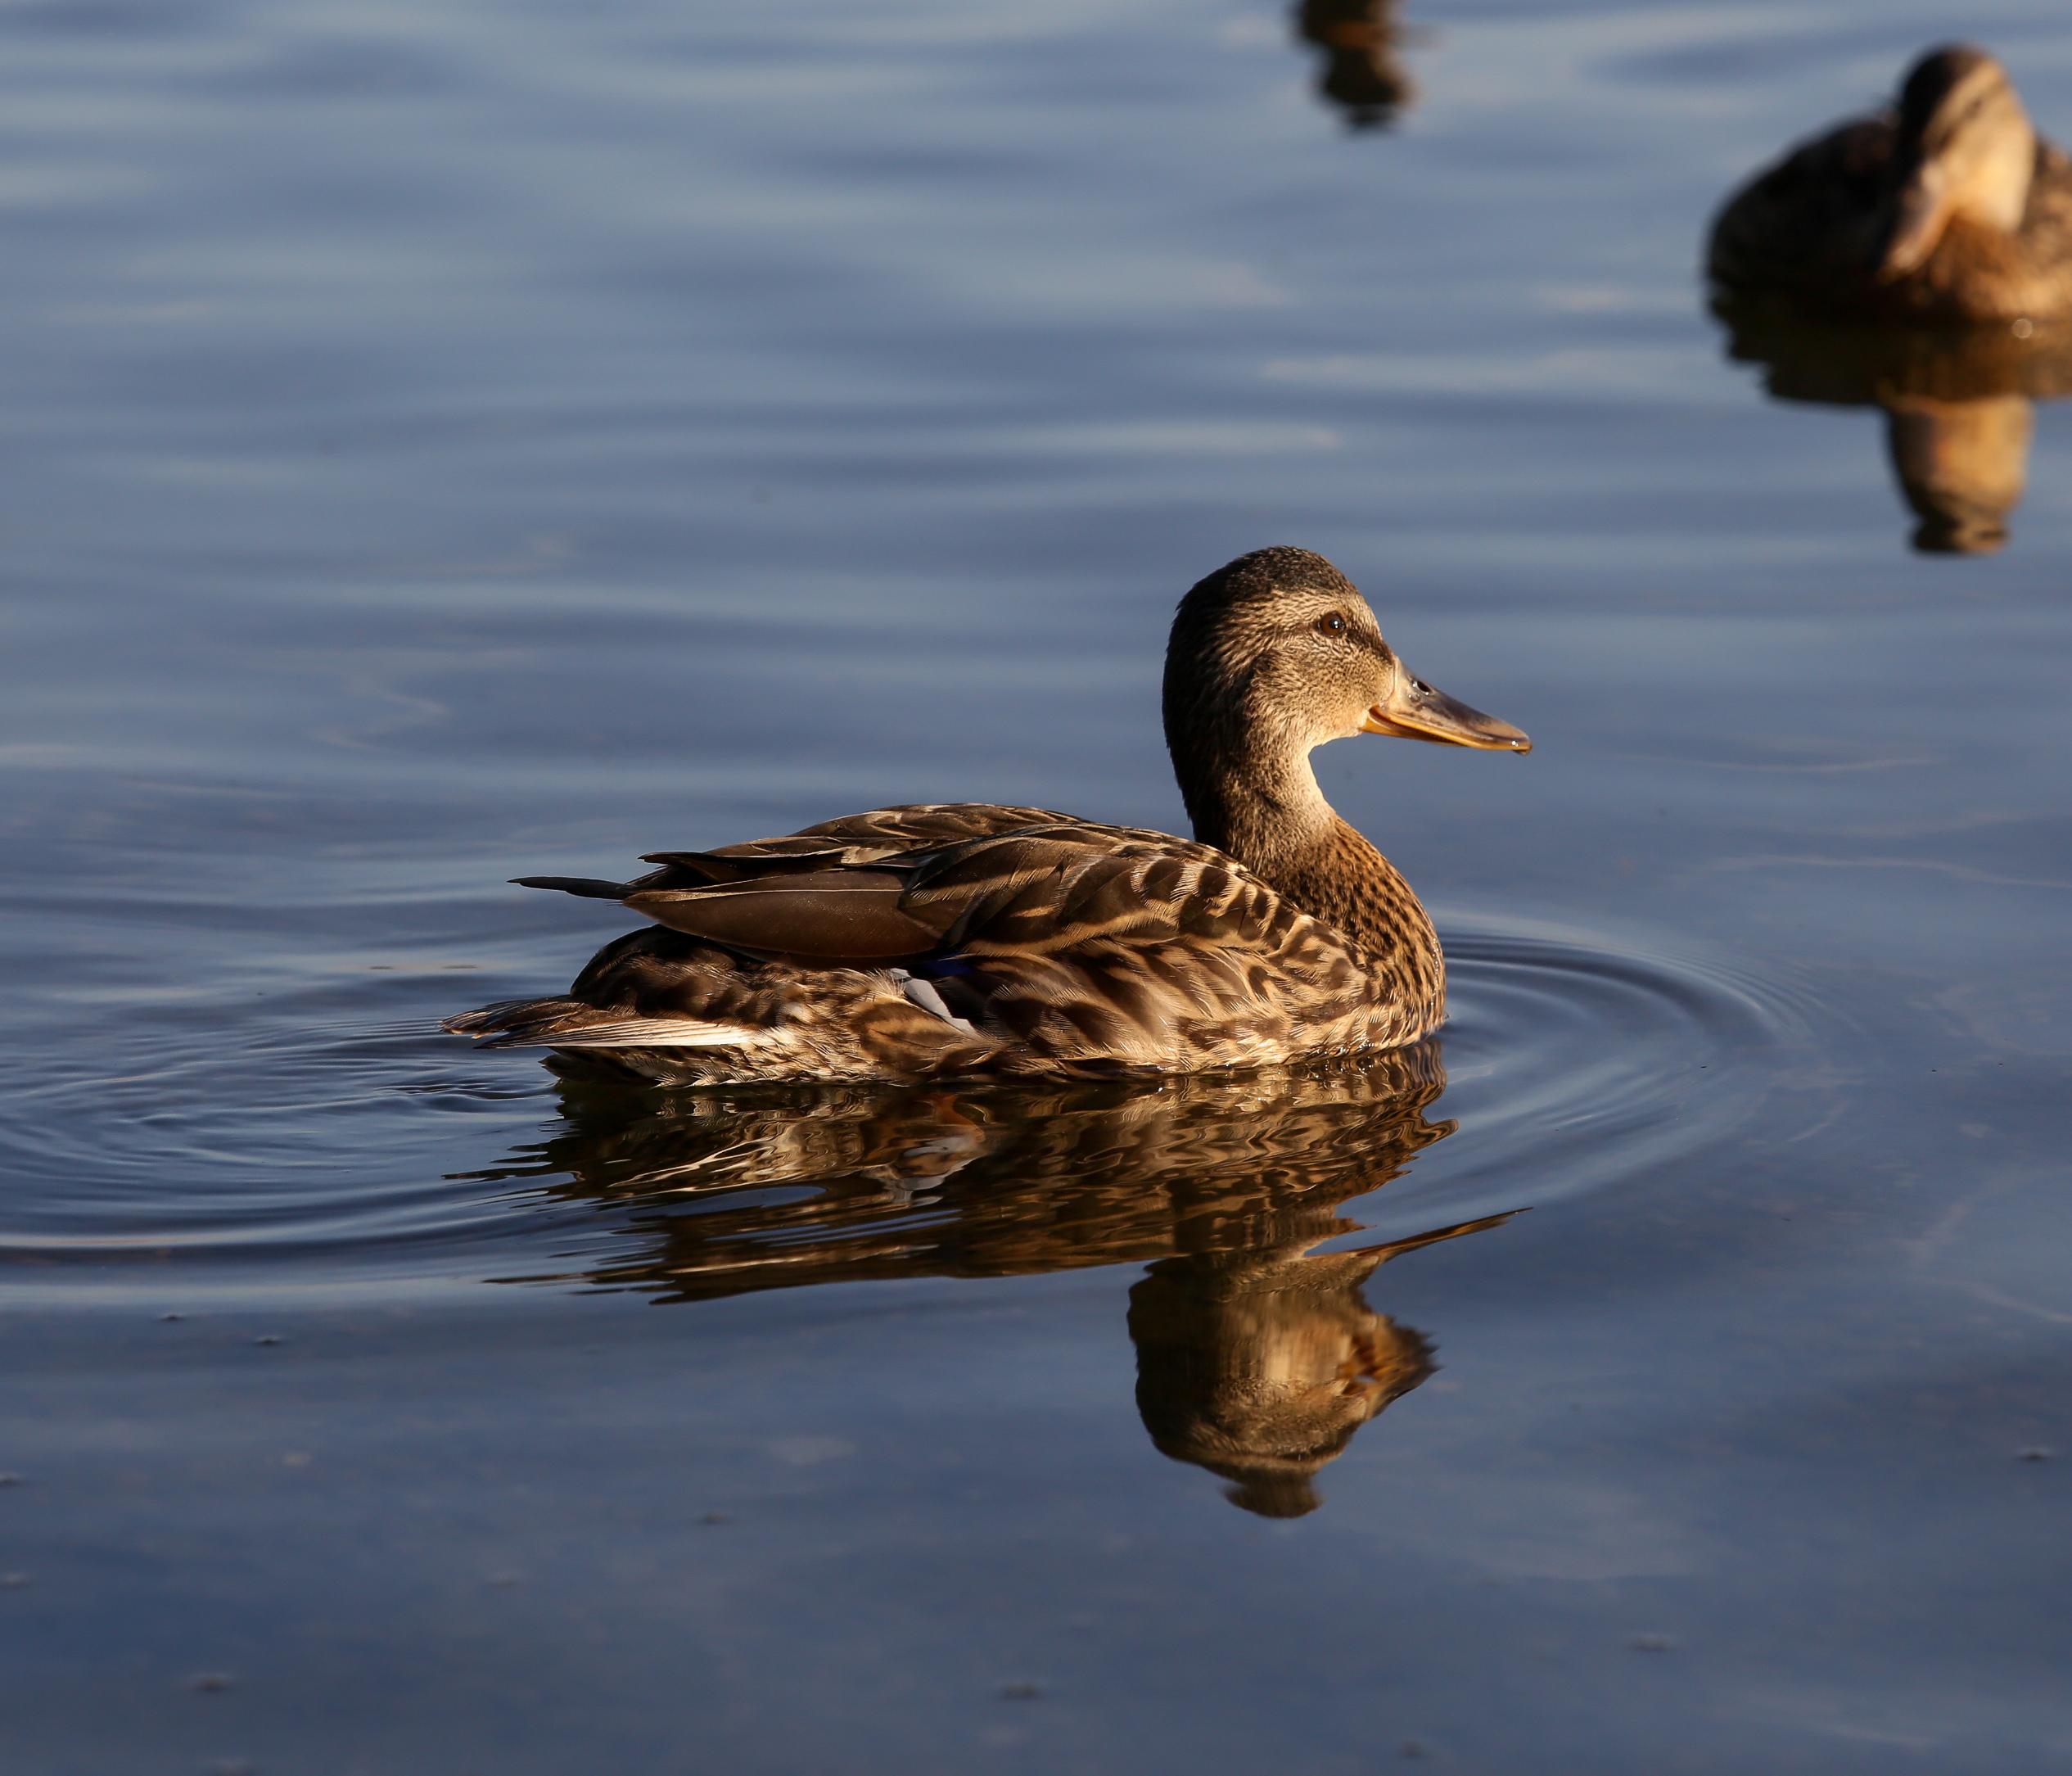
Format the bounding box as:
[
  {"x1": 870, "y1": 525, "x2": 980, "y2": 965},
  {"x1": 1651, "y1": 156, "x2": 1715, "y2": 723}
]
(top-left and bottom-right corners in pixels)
[
  {"x1": 445, "y1": 547, "x2": 1528, "y2": 1082},
  {"x1": 1709, "y1": 45, "x2": 2072, "y2": 323}
]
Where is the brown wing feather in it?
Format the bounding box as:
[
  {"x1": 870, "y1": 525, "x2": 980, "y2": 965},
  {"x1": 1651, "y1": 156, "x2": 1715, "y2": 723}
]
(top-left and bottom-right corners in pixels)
[
  {"x1": 620, "y1": 804, "x2": 1077, "y2": 892},
  {"x1": 464, "y1": 807, "x2": 1421, "y2": 1080},
  {"x1": 788, "y1": 802, "x2": 1076, "y2": 846},
  {"x1": 894, "y1": 830, "x2": 1392, "y2": 1069},
  {"x1": 1709, "y1": 115, "x2": 1896, "y2": 297},
  {"x1": 624, "y1": 870, "x2": 952, "y2": 963}
]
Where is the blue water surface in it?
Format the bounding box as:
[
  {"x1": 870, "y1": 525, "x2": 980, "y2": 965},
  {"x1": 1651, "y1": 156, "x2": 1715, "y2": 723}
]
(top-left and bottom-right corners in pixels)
[{"x1": 2, "y1": 1, "x2": 2070, "y2": 1769}]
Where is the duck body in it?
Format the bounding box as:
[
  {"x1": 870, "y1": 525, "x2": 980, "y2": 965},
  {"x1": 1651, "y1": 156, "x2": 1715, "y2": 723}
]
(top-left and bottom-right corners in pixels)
[
  {"x1": 1709, "y1": 46, "x2": 2072, "y2": 324},
  {"x1": 447, "y1": 549, "x2": 1528, "y2": 1085},
  {"x1": 451, "y1": 802, "x2": 1442, "y2": 1083}
]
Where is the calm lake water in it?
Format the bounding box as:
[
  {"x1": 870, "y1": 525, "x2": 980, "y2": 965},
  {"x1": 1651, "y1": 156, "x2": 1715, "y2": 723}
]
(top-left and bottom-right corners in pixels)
[{"x1": 4, "y1": 0, "x2": 2071, "y2": 1769}]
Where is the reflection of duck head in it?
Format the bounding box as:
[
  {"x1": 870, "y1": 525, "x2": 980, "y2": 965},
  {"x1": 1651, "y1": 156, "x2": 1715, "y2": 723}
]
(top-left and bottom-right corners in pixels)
[
  {"x1": 470, "y1": 1044, "x2": 1519, "y2": 1511},
  {"x1": 1293, "y1": 1, "x2": 1415, "y2": 132},
  {"x1": 1131, "y1": 1213, "x2": 1504, "y2": 1517},
  {"x1": 1885, "y1": 393, "x2": 2031, "y2": 554},
  {"x1": 1711, "y1": 297, "x2": 2072, "y2": 555}
]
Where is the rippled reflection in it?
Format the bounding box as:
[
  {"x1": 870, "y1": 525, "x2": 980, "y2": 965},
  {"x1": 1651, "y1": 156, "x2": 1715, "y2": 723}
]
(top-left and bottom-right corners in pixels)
[
  {"x1": 473, "y1": 1043, "x2": 1517, "y2": 1512},
  {"x1": 1714, "y1": 298, "x2": 2072, "y2": 554},
  {"x1": 1293, "y1": 0, "x2": 1415, "y2": 131},
  {"x1": 1131, "y1": 1210, "x2": 1505, "y2": 1516}
]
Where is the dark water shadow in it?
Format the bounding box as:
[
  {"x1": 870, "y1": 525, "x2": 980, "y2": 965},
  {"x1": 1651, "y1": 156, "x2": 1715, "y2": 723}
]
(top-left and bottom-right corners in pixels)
[
  {"x1": 466, "y1": 1043, "x2": 1519, "y2": 1514},
  {"x1": 1293, "y1": 0, "x2": 1416, "y2": 132},
  {"x1": 1713, "y1": 296, "x2": 2072, "y2": 554}
]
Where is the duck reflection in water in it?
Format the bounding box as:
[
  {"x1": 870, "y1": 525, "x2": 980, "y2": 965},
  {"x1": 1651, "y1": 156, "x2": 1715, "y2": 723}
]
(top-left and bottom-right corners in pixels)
[
  {"x1": 1293, "y1": 1, "x2": 1415, "y2": 132},
  {"x1": 473, "y1": 1042, "x2": 1515, "y2": 1514},
  {"x1": 1713, "y1": 300, "x2": 2072, "y2": 554},
  {"x1": 1131, "y1": 1213, "x2": 1491, "y2": 1517}
]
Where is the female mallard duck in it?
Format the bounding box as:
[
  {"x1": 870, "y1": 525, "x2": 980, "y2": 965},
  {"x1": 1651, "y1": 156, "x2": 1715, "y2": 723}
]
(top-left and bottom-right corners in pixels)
[
  {"x1": 1708, "y1": 44, "x2": 2072, "y2": 323},
  {"x1": 445, "y1": 547, "x2": 1528, "y2": 1082}
]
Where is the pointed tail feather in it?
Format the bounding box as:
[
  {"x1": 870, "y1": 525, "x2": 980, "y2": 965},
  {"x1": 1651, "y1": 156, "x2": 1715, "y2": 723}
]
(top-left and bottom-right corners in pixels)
[
  {"x1": 442, "y1": 996, "x2": 758, "y2": 1051},
  {"x1": 441, "y1": 998, "x2": 551, "y2": 1035},
  {"x1": 512, "y1": 875, "x2": 633, "y2": 900},
  {"x1": 509, "y1": 874, "x2": 630, "y2": 899}
]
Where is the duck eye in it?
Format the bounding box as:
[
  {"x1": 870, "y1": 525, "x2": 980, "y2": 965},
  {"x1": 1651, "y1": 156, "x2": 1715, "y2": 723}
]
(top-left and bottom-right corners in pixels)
[{"x1": 1317, "y1": 612, "x2": 1347, "y2": 636}]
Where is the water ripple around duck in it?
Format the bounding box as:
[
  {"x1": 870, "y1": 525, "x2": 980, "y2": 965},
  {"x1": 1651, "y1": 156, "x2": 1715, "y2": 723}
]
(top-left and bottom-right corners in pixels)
[{"x1": 0, "y1": 909, "x2": 1829, "y2": 1304}]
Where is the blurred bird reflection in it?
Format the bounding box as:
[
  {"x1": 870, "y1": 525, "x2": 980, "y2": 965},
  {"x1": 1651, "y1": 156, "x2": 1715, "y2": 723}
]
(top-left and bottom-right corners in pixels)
[
  {"x1": 1293, "y1": 0, "x2": 1415, "y2": 131},
  {"x1": 1714, "y1": 299, "x2": 2072, "y2": 554},
  {"x1": 474, "y1": 1043, "x2": 1515, "y2": 1512}
]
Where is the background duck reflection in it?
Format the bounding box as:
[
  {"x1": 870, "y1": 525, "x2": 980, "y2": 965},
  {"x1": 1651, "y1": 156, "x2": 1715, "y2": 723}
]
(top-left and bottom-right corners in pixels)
[
  {"x1": 1712, "y1": 300, "x2": 2072, "y2": 554},
  {"x1": 468, "y1": 1045, "x2": 1516, "y2": 1511},
  {"x1": 1293, "y1": 0, "x2": 1415, "y2": 131}
]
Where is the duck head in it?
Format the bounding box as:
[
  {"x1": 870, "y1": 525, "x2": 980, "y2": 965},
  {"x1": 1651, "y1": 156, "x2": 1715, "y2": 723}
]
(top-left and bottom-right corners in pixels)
[
  {"x1": 1879, "y1": 45, "x2": 2036, "y2": 279},
  {"x1": 1161, "y1": 547, "x2": 1528, "y2": 841}
]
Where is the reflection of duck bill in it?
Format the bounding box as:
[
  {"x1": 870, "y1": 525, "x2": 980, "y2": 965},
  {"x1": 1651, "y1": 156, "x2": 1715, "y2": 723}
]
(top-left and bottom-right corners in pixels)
[
  {"x1": 1910, "y1": 511, "x2": 2010, "y2": 556},
  {"x1": 1885, "y1": 394, "x2": 2032, "y2": 555}
]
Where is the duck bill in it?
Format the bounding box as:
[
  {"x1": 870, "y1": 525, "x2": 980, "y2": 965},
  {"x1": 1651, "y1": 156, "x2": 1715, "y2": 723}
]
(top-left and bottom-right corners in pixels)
[
  {"x1": 1878, "y1": 165, "x2": 1953, "y2": 279},
  {"x1": 1361, "y1": 671, "x2": 1530, "y2": 752}
]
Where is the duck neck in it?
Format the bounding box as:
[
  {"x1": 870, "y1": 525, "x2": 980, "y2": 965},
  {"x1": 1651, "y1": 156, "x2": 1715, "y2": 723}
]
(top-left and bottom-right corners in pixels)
[
  {"x1": 1172, "y1": 742, "x2": 1442, "y2": 989},
  {"x1": 1176, "y1": 741, "x2": 1334, "y2": 869}
]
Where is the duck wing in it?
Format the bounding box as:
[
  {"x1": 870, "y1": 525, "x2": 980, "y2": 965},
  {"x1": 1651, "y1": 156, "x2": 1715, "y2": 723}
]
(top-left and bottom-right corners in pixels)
[
  {"x1": 517, "y1": 804, "x2": 1090, "y2": 965},
  {"x1": 896, "y1": 827, "x2": 1378, "y2": 1069},
  {"x1": 514, "y1": 803, "x2": 1073, "y2": 899},
  {"x1": 465, "y1": 810, "x2": 1390, "y2": 1078},
  {"x1": 638, "y1": 802, "x2": 1077, "y2": 883},
  {"x1": 1709, "y1": 114, "x2": 1897, "y2": 297},
  {"x1": 601, "y1": 820, "x2": 1239, "y2": 966}
]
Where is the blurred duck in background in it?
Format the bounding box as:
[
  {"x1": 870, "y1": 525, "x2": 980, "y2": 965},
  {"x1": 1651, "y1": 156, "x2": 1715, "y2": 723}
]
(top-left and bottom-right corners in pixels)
[
  {"x1": 1713, "y1": 304, "x2": 2072, "y2": 552},
  {"x1": 1709, "y1": 44, "x2": 2072, "y2": 323},
  {"x1": 1293, "y1": 0, "x2": 1415, "y2": 132}
]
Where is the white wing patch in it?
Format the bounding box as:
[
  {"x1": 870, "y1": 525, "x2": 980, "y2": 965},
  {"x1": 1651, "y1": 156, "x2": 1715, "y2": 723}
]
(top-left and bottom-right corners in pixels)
[{"x1": 895, "y1": 969, "x2": 978, "y2": 1034}]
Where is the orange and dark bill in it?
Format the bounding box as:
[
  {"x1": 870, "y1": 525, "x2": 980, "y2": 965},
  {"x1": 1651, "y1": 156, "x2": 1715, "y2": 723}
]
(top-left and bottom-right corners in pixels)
[{"x1": 1361, "y1": 667, "x2": 1531, "y2": 752}]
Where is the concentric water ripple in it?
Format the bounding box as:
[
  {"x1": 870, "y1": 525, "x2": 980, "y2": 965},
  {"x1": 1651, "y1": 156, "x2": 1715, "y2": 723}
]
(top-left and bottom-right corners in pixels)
[
  {"x1": 1341, "y1": 911, "x2": 1836, "y2": 1242},
  {"x1": 462, "y1": 913, "x2": 1830, "y2": 1303},
  {"x1": 0, "y1": 908, "x2": 1834, "y2": 1300},
  {"x1": 0, "y1": 969, "x2": 558, "y2": 1290}
]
